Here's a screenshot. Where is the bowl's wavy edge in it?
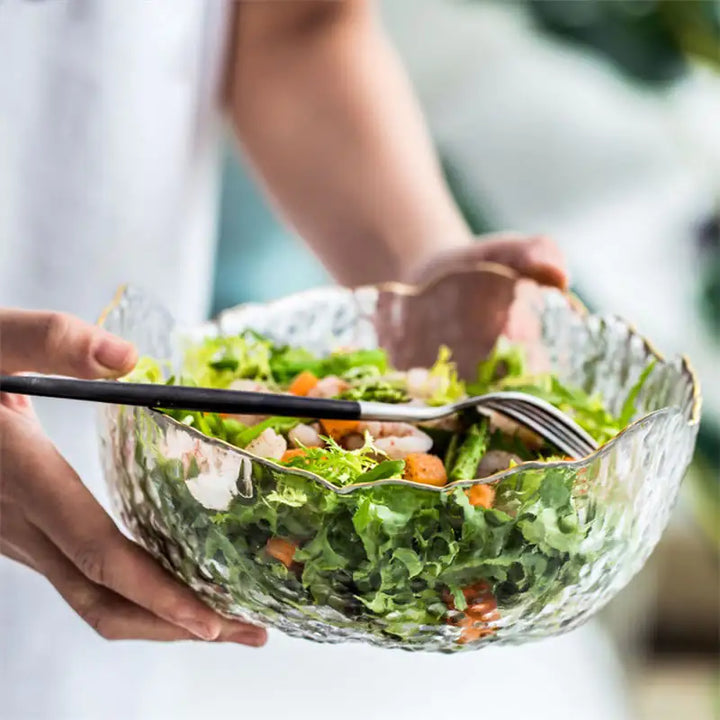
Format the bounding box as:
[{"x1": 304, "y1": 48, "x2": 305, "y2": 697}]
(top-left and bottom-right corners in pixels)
[
  {"x1": 96, "y1": 282, "x2": 129, "y2": 327},
  {"x1": 609, "y1": 313, "x2": 701, "y2": 427},
  {"x1": 144, "y1": 404, "x2": 688, "y2": 496},
  {"x1": 96, "y1": 266, "x2": 702, "y2": 497}
]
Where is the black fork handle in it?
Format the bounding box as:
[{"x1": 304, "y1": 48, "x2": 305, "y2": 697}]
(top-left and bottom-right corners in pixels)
[{"x1": 0, "y1": 375, "x2": 363, "y2": 420}]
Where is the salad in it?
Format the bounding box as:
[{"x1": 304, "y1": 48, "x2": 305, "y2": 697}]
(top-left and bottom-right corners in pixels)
[{"x1": 126, "y1": 332, "x2": 652, "y2": 645}]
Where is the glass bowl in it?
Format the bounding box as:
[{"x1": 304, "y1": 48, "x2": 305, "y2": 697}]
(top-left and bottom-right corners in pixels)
[{"x1": 97, "y1": 265, "x2": 700, "y2": 652}]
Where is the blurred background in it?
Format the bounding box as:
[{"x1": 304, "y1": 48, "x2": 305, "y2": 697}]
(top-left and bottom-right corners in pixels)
[{"x1": 213, "y1": 1, "x2": 719, "y2": 718}]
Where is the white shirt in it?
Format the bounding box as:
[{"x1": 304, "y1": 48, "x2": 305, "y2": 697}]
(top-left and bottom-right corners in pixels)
[
  {"x1": 0, "y1": 0, "x2": 224, "y2": 324},
  {"x1": 0, "y1": 3, "x2": 631, "y2": 719}
]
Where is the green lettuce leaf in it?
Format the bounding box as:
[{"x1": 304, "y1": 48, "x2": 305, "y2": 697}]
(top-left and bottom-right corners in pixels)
[
  {"x1": 426, "y1": 345, "x2": 466, "y2": 406},
  {"x1": 182, "y1": 332, "x2": 274, "y2": 388}
]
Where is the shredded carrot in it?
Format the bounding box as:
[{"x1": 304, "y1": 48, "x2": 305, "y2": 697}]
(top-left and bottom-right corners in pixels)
[
  {"x1": 467, "y1": 483, "x2": 496, "y2": 509},
  {"x1": 265, "y1": 537, "x2": 297, "y2": 568},
  {"x1": 288, "y1": 370, "x2": 319, "y2": 397},
  {"x1": 319, "y1": 419, "x2": 361, "y2": 441},
  {"x1": 403, "y1": 453, "x2": 447, "y2": 487},
  {"x1": 281, "y1": 448, "x2": 308, "y2": 463}
]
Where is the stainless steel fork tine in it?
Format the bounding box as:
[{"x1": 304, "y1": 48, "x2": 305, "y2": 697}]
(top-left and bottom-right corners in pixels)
[
  {"x1": 477, "y1": 391, "x2": 598, "y2": 454},
  {"x1": 482, "y1": 400, "x2": 590, "y2": 458},
  {"x1": 508, "y1": 404, "x2": 595, "y2": 458},
  {"x1": 511, "y1": 398, "x2": 598, "y2": 455},
  {"x1": 487, "y1": 407, "x2": 585, "y2": 458},
  {"x1": 497, "y1": 400, "x2": 595, "y2": 458},
  {"x1": 489, "y1": 403, "x2": 589, "y2": 459},
  {"x1": 499, "y1": 398, "x2": 597, "y2": 456}
]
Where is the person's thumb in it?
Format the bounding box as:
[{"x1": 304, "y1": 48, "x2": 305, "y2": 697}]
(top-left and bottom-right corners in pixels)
[{"x1": 0, "y1": 309, "x2": 137, "y2": 378}]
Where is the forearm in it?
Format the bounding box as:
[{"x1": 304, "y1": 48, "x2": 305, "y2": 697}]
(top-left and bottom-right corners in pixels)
[{"x1": 226, "y1": 1, "x2": 470, "y2": 285}]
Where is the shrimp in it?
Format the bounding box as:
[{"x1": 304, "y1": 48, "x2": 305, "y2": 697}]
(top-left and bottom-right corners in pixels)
[
  {"x1": 288, "y1": 422, "x2": 322, "y2": 448},
  {"x1": 307, "y1": 375, "x2": 350, "y2": 399},
  {"x1": 340, "y1": 422, "x2": 433, "y2": 458},
  {"x1": 375, "y1": 433, "x2": 433, "y2": 460},
  {"x1": 402, "y1": 373, "x2": 460, "y2": 431},
  {"x1": 354, "y1": 421, "x2": 433, "y2": 460},
  {"x1": 229, "y1": 379, "x2": 269, "y2": 393},
  {"x1": 405, "y1": 367, "x2": 447, "y2": 402},
  {"x1": 228, "y1": 379, "x2": 270, "y2": 426},
  {"x1": 405, "y1": 368, "x2": 432, "y2": 400},
  {"x1": 245, "y1": 428, "x2": 287, "y2": 460}
]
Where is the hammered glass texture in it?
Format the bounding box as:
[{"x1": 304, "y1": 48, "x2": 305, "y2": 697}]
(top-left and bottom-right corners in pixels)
[{"x1": 98, "y1": 275, "x2": 699, "y2": 652}]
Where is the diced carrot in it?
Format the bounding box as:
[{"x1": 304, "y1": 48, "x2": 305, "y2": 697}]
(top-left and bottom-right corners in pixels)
[
  {"x1": 456, "y1": 613, "x2": 498, "y2": 644},
  {"x1": 443, "y1": 580, "x2": 493, "y2": 610},
  {"x1": 281, "y1": 448, "x2": 308, "y2": 463},
  {"x1": 444, "y1": 579, "x2": 499, "y2": 644},
  {"x1": 403, "y1": 453, "x2": 447, "y2": 487},
  {"x1": 467, "y1": 483, "x2": 496, "y2": 509},
  {"x1": 462, "y1": 580, "x2": 493, "y2": 604},
  {"x1": 465, "y1": 587, "x2": 498, "y2": 619},
  {"x1": 265, "y1": 537, "x2": 297, "y2": 568},
  {"x1": 288, "y1": 370, "x2": 319, "y2": 397},
  {"x1": 319, "y1": 419, "x2": 361, "y2": 441},
  {"x1": 467, "y1": 600, "x2": 500, "y2": 620},
  {"x1": 444, "y1": 582, "x2": 492, "y2": 612},
  {"x1": 282, "y1": 449, "x2": 330, "y2": 464}
]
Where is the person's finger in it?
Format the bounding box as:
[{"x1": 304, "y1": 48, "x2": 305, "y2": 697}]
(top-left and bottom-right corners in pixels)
[
  {"x1": 4, "y1": 417, "x2": 266, "y2": 645},
  {"x1": 1, "y1": 504, "x2": 266, "y2": 645},
  {"x1": 408, "y1": 235, "x2": 569, "y2": 291},
  {"x1": 0, "y1": 512, "x2": 191, "y2": 641},
  {"x1": 0, "y1": 530, "x2": 40, "y2": 572},
  {"x1": 44, "y1": 549, "x2": 263, "y2": 644},
  {"x1": 475, "y1": 234, "x2": 569, "y2": 290},
  {"x1": 0, "y1": 387, "x2": 38, "y2": 418},
  {"x1": 0, "y1": 514, "x2": 264, "y2": 645},
  {"x1": 0, "y1": 308, "x2": 137, "y2": 377}
]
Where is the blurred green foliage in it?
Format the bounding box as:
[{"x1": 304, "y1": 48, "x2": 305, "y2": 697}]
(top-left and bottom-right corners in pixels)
[
  {"x1": 464, "y1": 0, "x2": 720, "y2": 84},
  {"x1": 691, "y1": 419, "x2": 720, "y2": 552},
  {"x1": 697, "y1": 214, "x2": 720, "y2": 342},
  {"x1": 523, "y1": 0, "x2": 720, "y2": 85}
]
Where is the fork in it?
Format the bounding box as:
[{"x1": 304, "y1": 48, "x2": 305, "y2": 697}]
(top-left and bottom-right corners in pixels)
[{"x1": 0, "y1": 375, "x2": 598, "y2": 458}]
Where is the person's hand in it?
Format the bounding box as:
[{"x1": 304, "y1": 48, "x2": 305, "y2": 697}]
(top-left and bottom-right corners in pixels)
[
  {"x1": 405, "y1": 233, "x2": 568, "y2": 291},
  {"x1": 378, "y1": 234, "x2": 569, "y2": 376},
  {"x1": 0, "y1": 309, "x2": 267, "y2": 646}
]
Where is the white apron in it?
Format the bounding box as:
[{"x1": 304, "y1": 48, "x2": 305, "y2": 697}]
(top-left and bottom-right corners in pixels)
[{"x1": 0, "y1": 2, "x2": 630, "y2": 718}]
